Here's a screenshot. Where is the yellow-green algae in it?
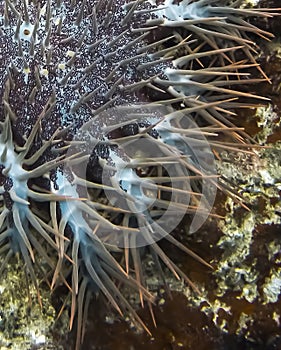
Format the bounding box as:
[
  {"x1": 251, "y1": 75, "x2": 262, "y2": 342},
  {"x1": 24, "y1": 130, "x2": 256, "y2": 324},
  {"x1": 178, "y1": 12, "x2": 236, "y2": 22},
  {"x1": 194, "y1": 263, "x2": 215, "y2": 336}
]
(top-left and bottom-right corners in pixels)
[
  {"x1": 183, "y1": 114, "x2": 281, "y2": 335},
  {"x1": 0, "y1": 257, "x2": 68, "y2": 349}
]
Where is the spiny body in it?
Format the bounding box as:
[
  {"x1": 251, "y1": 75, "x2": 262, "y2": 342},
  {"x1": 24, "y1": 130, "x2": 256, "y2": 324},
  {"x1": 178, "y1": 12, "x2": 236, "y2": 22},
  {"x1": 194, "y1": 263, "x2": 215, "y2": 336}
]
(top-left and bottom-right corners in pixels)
[{"x1": 0, "y1": 1, "x2": 279, "y2": 349}]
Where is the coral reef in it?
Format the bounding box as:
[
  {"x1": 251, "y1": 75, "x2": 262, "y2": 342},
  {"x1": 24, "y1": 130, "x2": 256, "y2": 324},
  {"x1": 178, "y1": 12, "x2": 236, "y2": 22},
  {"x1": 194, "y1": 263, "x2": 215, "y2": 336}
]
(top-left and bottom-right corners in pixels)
[{"x1": 0, "y1": 258, "x2": 68, "y2": 349}]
